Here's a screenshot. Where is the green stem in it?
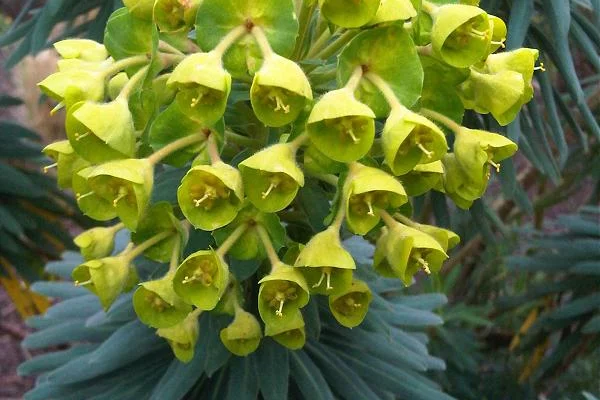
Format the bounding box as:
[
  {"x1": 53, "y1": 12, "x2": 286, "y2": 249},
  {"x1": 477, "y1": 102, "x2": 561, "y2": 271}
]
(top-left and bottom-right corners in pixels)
[
  {"x1": 117, "y1": 65, "x2": 150, "y2": 101},
  {"x1": 307, "y1": 172, "x2": 338, "y2": 186},
  {"x1": 313, "y1": 30, "x2": 357, "y2": 61},
  {"x1": 225, "y1": 129, "x2": 262, "y2": 148},
  {"x1": 169, "y1": 235, "x2": 182, "y2": 273},
  {"x1": 421, "y1": 0, "x2": 438, "y2": 14},
  {"x1": 306, "y1": 28, "x2": 333, "y2": 59},
  {"x1": 378, "y1": 209, "x2": 398, "y2": 229},
  {"x1": 158, "y1": 40, "x2": 184, "y2": 55},
  {"x1": 417, "y1": 44, "x2": 433, "y2": 57},
  {"x1": 365, "y1": 72, "x2": 405, "y2": 112},
  {"x1": 256, "y1": 225, "x2": 281, "y2": 267},
  {"x1": 147, "y1": 133, "x2": 205, "y2": 165},
  {"x1": 215, "y1": 223, "x2": 248, "y2": 257},
  {"x1": 292, "y1": 1, "x2": 317, "y2": 59},
  {"x1": 207, "y1": 133, "x2": 222, "y2": 164},
  {"x1": 124, "y1": 230, "x2": 174, "y2": 262},
  {"x1": 394, "y1": 213, "x2": 416, "y2": 227},
  {"x1": 251, "y1": 26, "x2": 274, "y2": 58},
  {"x1": 189, "y1": 307, "x2": 203, "y2": 319},
  {"x1": 420, "y1": 108, "x2": 462, "y2": 135},
  {"x1": 213, "y1": 25, "x2": 248, "y2": 58},
  {"x1": 288, "y1": 132, "x2": 310, "y2": 151},
  {"x1": 102, "y1": 54, "x2": 149, "y2": 78},
  {"x1": 331, "y1": 165, "x2": 357, "y2": 229},
  {"x1": 344, "y1": 66, "x2": 364, "y2": 92},
  {"x1": 110, "y1": 222, "x2": 126, "y2": 234},
  {"x1": 309, "y1": 68, "x2": 337, "y2": 85}
]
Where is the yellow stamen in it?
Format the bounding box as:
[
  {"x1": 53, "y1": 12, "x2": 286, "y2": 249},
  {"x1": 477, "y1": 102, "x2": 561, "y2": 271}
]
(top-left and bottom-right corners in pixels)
[
  {"x1": 365, "y1": 199, "x2": 374, "y2": 217},
  {"x1": 190, "y1": 95, "x2": 202, "y2": 107},
  {"x1": 76, "y1": 192, "x2": 94, "y2": 201},
  {"x1": 50, "y1": 102, "x2": 65, "y2": 115},
  {"x1": 326, "y1": 271, "x2": 332, "y2": 290},
  {"x1": 193, "y1": 193, "x2": 211, "y2": 207},
  {"x1": 534, "y1": 62, "x2": 546, "y2": 72},
  {"x1": 74, "y1": 279, "x2": 93, "y2": 286},
  {"x1": 274, "y1": 96, "x2": 290, "y2": 113},
  {"x1": 491, "y1": 39, "x2": 506, "y2": 48},
  {"x1": 113, "y1": 191, "x2": 128, "y2": 207},
  {"x1": 312, "y1": 271, "x2": 325, "y2": 288},
  {"x1": 262, "y1": 181, "x2": 278, "y2": 199},
  {"x1": 276, "y1": 299, "x2": 285, "y2": 317},
  {"x1": 346, "y1": 128, "x2": 360, "y2": 144},
  {"x1": 417, "y1": 143, "x2": 433, "y2": 159},
  {"x1": 488, "y1": 159, "x2": 501, "y2": 173},
  {"x1": 75, "y1": 132, "x2": 91, "y2": 141},
  {"x1": 416, "y1": 257, "x2": 431, "y2": 274},
  {"x1": 470, "y1": 29, "x2": 488, "y2": 39},
  {"x1": 43, "y1": 163, "x2": 58, "y2": 173}
]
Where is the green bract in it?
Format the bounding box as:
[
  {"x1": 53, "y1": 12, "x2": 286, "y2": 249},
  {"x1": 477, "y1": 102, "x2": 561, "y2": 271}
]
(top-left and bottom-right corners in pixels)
[
  {"x1": 154, "y1": 0, "x2": 200, "y2": 33},
  {"x1": 86, "y1": 159, "x2": 154, "y2": 231},
  {"x1": 133, "y1": 271, "x2": 192, "y2": 328},
  {"x1": 250, "y1": 54, "x2": 312, "y2": 127},
  {"x1": 328, "y1": 279, "x2": 372, "y2": 328},
  {"x1": 319, "y1": 0, "x2": 379, "y2": 28},
  {"x1": 54, "y1": 39, "x2": 108, "y2": 62},
  {"x1": 131, "y1": 203, "x2": 185, "y2": 262},
  {"x1": 38, "y1": 69, "x2": 105, "y2": 108},
  {"x1": 72, "y1": 167, "x2": 118, "y2": 221},
  {"x1": 178, "y1": 161, "x2": 244, "y2": 231},
  {"x1": 123, "y1": 0, "x2": 155, "y2": 20},
  {"x1": 156, "y1": 311, "x2": 200, "y2": 362},
  {"x1": 264, "y1": 309, "x2": 306, "y2": 350},
  {"x1": 65, "y1": 99, "x2": 136, "y2": 163},
  {"x1": 430, "y1": 4, "x2": 492, "y2": 68},
  {"x1": 401, "y1": 161, "x2": 444, "y2": 197},
  {"x1": 258, "y1": 262, "x2": 309, "y2": 326},
  {"x1": 239, "y1": 144, "x2": 304, "y2": 212},
  {"x1": 219, "y1": 309, "x2": 262, "y2": 356},
  {"x1": 307, "y1": 88, "x2": 375, "y2": 162},
  {"x1": 382, "y1": 108, "x2": 447, "y2": 176},
  {"x1": 345, "y1": 163, "x2": 408, "y2": 235},
  {"x1": 368, "y1": 0, "x2": 416, "y2": 25},
  {"x1": 173, "y1": 250, "x2": 230, "y2": 310},
  {"x1": 168, "y1": 52, "x2": 231, "y2": 125},
  {"x1": 42, "y1": 140, "x2": 88, "y2": 189},
  {"x1": 74, "y1": 225, "x2": 121, "y2": 261},
  {"x1": 442, "y1": 153, "x2": 486, "y2": 209},
  {"x1": 295, "y1": 227, "x2": 355, "y2": 295}
]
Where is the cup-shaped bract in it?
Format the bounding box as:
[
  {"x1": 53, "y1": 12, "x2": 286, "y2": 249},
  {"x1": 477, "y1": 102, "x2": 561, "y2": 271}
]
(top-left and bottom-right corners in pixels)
[
  {"x1": 74, "y1": 226, "x2": 120, "y2": 261},
  {"x1": 453, "y1": 127, "x2": 518, "y2": 185},
  {"x1": 258, "y1": 262, "x2": 309, "y2": 326},
  {"x1": 168, "y1": 52, "x2": 231, "y2": 125},
  {"x1": 401, "y1": 161, "x2": 444, "y2": 197},
  {"x1": 329, "y1": 279, "x2": 372, "y2": 328},
  {"x1": 382, "y1": 108, "x2": 447, "y2": 176},
  {"x1": 108, "y1": 72, "x2": 129, "y2": 100},
  {"x1": 54, "y1": 39, "x2": 108, "y2": 62},
  {"x1": 488, "y1": 15, "x2": 507, "y2": 53},
  {"x1": 72, "y1": 167, "x2": 118, "y2": 221},
  {"x1": 250, "y1": 54, "x2": 312, "y2": 127},
  {"x1": 368, "y1": 0, "x2": 416, "y2": 25},
  {"x1": 131, "y1": 202, "x2": 186, "y2": 262},
  {"x1": 42, "y1": 140, "x2": 88, "y2": 189},
  {"x1": 239, "y1": 143, "x2": 304, "y2": 213},
  {"x1": 123, "y1": 0, "x2": 156, "y2": 20},
  {"x1": 458, "y1": 69, "x2": 525, "y2": 126},
  {"x1": 173, "y1": 249, "x2": 230, "y2": 310},
  {"x1": 178, "y1": 161, "x2": 244, "y2": 231},
  {"x1": 294, "y1": 227, "x2": 355, "y2": 295},
  {"x1": 442, "y1": 153, "x2": 486, "y2": 209},
  {"x1": 319, "y1": 0, "x2": 380, "y2": 28},
  {"x1": 72, "y1": 256, "x2": 138, "y2": 310},
  {"x1": 153, "y1": 0, "x2": 200, "y2": 33},
  {"x1": 156, "y1": 311, "x2": 200, "y2": 363},
  {"x1": 133, "y1": 271, "x2": 192, "y2": 328},
  {"x1": 38, "y1": 69, "x2": 105, "y2": 109},
  {"x1": 264, "y1": 309, "x2": 306, "y2": 350},
  {"x1": 86, "y1": 158, "x2": 154, "y2": 231},
  {"x1": 219, "y1": 309, "x2": 262, "y2": 356},
  {"x1": 384, "y1": 223, "x2": 448, "y2": 286},
  {"x1": 345, "y1": 164, "x2": 408, "y2": 235},
  {"x1": 431, "y1": 4, "x2": 492, "y2": 68},
  {"x1": 303, "y1": 143, "x2": 346, "y2": 176},
  {"x1": 373, "y1": 227, "x2": 396, "y2": 278},
  {"x1": 65, "y1": 99, "x2": 136, "y2": 164},
  {"x1": 307, "y1": 88, "x2": 375, "y2": 163},
  {"x1": 412, "y1": 223, "x2": 460, "y2": 252}
]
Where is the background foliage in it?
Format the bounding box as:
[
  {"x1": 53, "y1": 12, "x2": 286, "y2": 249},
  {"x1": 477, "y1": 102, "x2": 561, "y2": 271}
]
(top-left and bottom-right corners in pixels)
[{"x1": 0, "y1": 0, "x2": 598, "y2": 399}]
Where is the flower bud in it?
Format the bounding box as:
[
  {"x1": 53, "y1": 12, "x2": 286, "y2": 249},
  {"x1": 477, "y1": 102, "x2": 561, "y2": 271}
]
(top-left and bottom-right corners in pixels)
[
  {"x1": 168, "y1": 52, "x2": 231, "y2": 125},
  {"x1": 178, "y1": 161, "x2": 244, "y2": 231},
  {"x1": 383, "y1": 222, "x2": 448, "y2": 286},
  {"x1": 307, "y1": 88, "x2": 375, "y2": 163},
  {"x1": 250, "y1": 54, "x2": 312, "y2": 127},
  {"x1": 72, "y1": 167, "x2": 118, "y2": 221},
  {"x1": 65, "y1": 99, "x2": 136, "y2": 163},
  {"x1": 368, "y1": 0, "x2": 416, "y2": 25},
  {"x1": 173, "y1": 249, "x2": 230, "y2": 310},
  {"x1": 319, "y1": 0, "x2": 380, "y2": 28},
  {"x1": 328, "y1": 279, "x2": 372, "y2": 328},
  {"x1": 303, "y1": 143, "x2": 346, "y2": 176},
  {"x1": 258, "y1": 262, "x2": 309, "y2": 326},
  {"x1": 430, "y1": 4, "x2": 492, "y2": 68},
  {"x1": 264, "y1": 309, "x2": 306, "y2": 350},
  {"x1": 219, "y1": 309, "x2": 262, "y2": 356},
  {"x1": 345, "y1": 163, "x2": 407, "y2": 235},
  {"x1": 53, "y1": 39, "x2": 108, "y2": 62},
  {"x1": 74, "y1": 226, "x2": 121, "y2": 261},
  {"x1": 401, "y1": 161, "x2": 444, "y2": 197},
  {"x1": 441, "y1": 153, "x2": 485, "y2": 209},
  {"x1": 382, "y1": 108, "x2": 447, "y2": 176},
  {"x1": 153, "y1": 0, "x2": 200, "y2": 33},
  {"x1": 72, "y1": 256, "x2": 137, "y2": 310},
  {"x1": 123, "y1": 0, "x2": 156, "y2": 20},
  {"x1": 42, "y1": 140, "x2": 89, "y2": 189},
  {"x1": 294, "y1": 227, "x2": 355, "y2": 295},
  {"x1": 133, "y1": 272, "x2": 192, "y2": 328},
  {"x1": 86, "y1": 158, "x2": 154, "y2": 231},
  {"x1": 131, "y1": 202, "x2": 186, "y2": 262},
  {"x1": 239, "y1": 144, "x2": 304, "y2": 213},
  {"x1": 156, "y1": 311, "x2": 200, "y2": 363}
]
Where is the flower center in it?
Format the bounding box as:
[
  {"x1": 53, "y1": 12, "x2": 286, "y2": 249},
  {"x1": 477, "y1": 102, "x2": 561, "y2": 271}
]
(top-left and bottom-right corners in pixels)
[
  {"x1": 264, "y1": 281, "x2": 298, "y2": 318},
  {"x1": 182, "y1": 259, "x2": 218, "y2": 286},
  {"x1": 145, "y1": 292, "x2": 170, "y2": 312}
]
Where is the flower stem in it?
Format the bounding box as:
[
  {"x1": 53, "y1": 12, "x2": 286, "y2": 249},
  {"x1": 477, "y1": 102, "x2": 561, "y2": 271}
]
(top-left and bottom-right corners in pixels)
[
  {"x1": 124, "y1": 230, "x2": 174, "y2": 262},
  {"x1": 306, "y1": 28, "x2": 333, "y2": 59},
  {"x1": 158, "y1": 40, "x2": 184, "y2": 55},
  {"x1": 314, "y1": 30, "x2": 358, "y2": 61},
  {"x1": 102, "y1": 54, "x2": 149, "y2": 78},
  {"x1": 147, "y1": 133, "x2": 205, "y2": 165},
  {"x1": 117, "y1": 65, "x2": 150, "y2": 101},
  {"x1": 331, "y1": 165, "x2": 357, "y2": 229},
  {"x1": 344, "y1": 66, "x2": 363, "y2": 92},
  {"x1": 225, "y1": 129, "x2": 262, "y2": 148},
  {"x1": 417, "y1": 44, "x2": 433, "y2": 57},
  {"x1": 256, "y1": 225, "x2": 281, "y2": 267},
  {"x1": 216, "y1": 223, "x2": 248, "y2": 258},
  {"x1": 365, "y1": 72, "x2": 405, "y2": 112},
  {"x1": 292, "y1": 1, "x2": 317, "y2": 59},
  {"x1": 288, "y1": 132, "x2": 310, "y2": 151},
  {"x1": 420, "y1": 108, "x2": 462, "y2": 135},
  {"x1": 207, "y1": 133, "x2": 222, "y2": 164},
  {"x1": 394, "y1": 213, "x2": 416, "y2": 227},
  {"x1": 378, "y1": 209, "x2": 398, "y2": 228},
  {"x1": 169, "y1": 236, "x2": 182, "y2": 273},
  {"x1": 213, "y1": 25, "x2": 248, "y2": 59},
  {"x1": 421, "y1": 0, "x2": 438, "y2": 14},
  {"x1": 251, "y1": 26, "x2": 274, "y2": 58}
]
